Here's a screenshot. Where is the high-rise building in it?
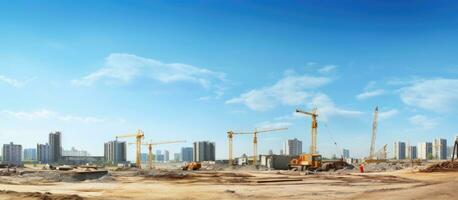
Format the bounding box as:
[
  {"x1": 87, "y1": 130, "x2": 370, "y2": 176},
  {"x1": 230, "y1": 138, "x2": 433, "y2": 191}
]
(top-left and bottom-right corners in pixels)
[
  {"x1": 173, "y1": 153, "x2": 181, "y2": 162},
  {"x1": 342, "y1": 149, "x2": 350, "y2": 159},
  {"x1": 268, "y1": 149, "x2": 274, "y2": 155},
  {"x1": 393, "y1": 141, "x2": 406, "y2": 160},
  {"x1": 164, "y1": 150, "x2": 170, "y2": 162},
  {"x1": 408, "y1": 146, "x2": 417, "y2": 159},
  {"x1": 2, "y1": 142, "x2": 22, "y2": 165},
  {"x1": 23, "y1": 148, "x2": 37, "y2": 161},
  {"x1": 193, "y1": 141, "x2": 215, "y2": 162},
  {"x1": 49, "y1": 131, "x2": 62, "y2": 163},
  {"x1": 433, "y1": 138, "x2": 447, "y2": 160},
  {"x1": 283, "y1": 138, "x2": 302, "y2": 156},
  {"x1": 181, "y1": 147, "x2": 193, "y2": 162},
  {"x1": 37, "y1": 143, "x2": 50, "y2": 164},
  {"x1": 155, "y1": 150, "x2": 162, "y2": 162},
  {"x1": 104, "y1": 140, "x2": 127, "y2": 164},
  {"x1": 280, "y1": 149, "x2": 284, "y2": 155},
  {"x1": 418, "y1": 142, "x2": 433, "y2": 160}
]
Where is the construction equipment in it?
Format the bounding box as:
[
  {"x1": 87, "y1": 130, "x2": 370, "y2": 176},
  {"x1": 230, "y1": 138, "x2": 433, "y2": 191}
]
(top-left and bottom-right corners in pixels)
[
  {"x1": 182, "y1": 162, "x2": 202, "y2": 171},
  {"x1": 227, "y1": 127, "x2": 288, "y2": 166},
  {"x1": 129, "y1": 140, "x2": 186, "y2": 169},
  {"x1": 116, "y1": 129, "x2": 145, "y2": 168},
  {"x1": 452, "y1": 137, "x2": 458, "y2": 162},
  {"x1": 369, "y1": 106, "x2": 378, "y2": 160},
  {"x1": 296, "y1": 108, "x2": 318, "y2": 154},
  {"x1": 290, "y1": 108, "x2": 322, "y2": 171}
]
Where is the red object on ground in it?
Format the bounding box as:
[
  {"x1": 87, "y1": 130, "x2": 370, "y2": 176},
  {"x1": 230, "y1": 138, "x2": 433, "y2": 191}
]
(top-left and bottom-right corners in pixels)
[{"x1": 359, "y1": 164, "x2": 365, "y2": 173}]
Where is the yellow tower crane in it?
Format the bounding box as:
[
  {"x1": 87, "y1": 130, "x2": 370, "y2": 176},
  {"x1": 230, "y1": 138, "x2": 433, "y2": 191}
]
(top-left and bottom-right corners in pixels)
[
  {"x1": 227, "y1": 127, "x2": 287, "y2": 166},
  {"x1": 296, "y1": 108, "x2": 318, "y2": 154},
  {"x1": 116, "y1": 129, "x2": 145, "y2": 169},
  {"x1": 129, "y1": 140, "x2": 186, "y2": 169}
]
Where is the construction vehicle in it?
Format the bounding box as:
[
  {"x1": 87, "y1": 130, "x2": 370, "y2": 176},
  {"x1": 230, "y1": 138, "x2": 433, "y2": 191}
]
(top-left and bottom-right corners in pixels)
[
  {"x1": 289, "y1": 108, "x2": 322, "y2": 171},
  {"x1": 116, "y1": 129, "x2": 145, "y2": 169},
  {"x1": 227, "y1": 127, "x2": 288, "y2": 166},
  {"x1": 452, "y1": 137, "x2": 458, "y2": 162},
  {"x1": 182, "y1": 162, "x2": 202, "y2": 171},
  {"x1": 129, "y1": 140, "x2": 186, "y2": 169}
]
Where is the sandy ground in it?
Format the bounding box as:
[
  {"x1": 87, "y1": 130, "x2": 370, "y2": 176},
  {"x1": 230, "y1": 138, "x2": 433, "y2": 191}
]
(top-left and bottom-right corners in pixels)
[{"x1": 0, "y1": 170, "x2": 457, "y2": 200}]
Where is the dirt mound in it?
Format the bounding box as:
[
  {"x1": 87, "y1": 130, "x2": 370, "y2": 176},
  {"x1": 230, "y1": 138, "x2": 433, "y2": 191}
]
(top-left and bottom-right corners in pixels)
[
  {"x1": 421, "y1": 161, "x2": 458, "y2": 172},
  {"x1": 0, "y1": 190, "x2": 83, "y2": 200}
]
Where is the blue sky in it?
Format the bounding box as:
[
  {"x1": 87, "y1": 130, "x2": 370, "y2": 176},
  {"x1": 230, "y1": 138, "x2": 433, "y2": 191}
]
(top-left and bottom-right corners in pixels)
[{"x1": 1, "y1": 1, "x2": 458, "y2": 160}]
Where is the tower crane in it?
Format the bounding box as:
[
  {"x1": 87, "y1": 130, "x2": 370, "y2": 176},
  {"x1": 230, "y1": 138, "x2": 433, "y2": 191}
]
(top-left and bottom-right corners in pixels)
[
  {"x1": 129, "y1": 140, "x2": 186, "y2": 169},
  {"x1": 227, "y1": 127, "x2": 287, "y2": 166},
  {"x1": 369, "y1": 106, "x2": 378, "y2": 160},
  {"x1": 296, "y1": 108, "x2": 318, "y2": 154},
  {"x1": 116, "y1": 129, "x2": 145, "y2": 168}
]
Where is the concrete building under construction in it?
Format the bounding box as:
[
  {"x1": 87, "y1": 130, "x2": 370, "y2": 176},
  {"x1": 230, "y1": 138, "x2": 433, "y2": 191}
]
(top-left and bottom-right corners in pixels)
[
  {"x1": 193, "y1": 141, "x2": 215, "y2": 162},
  {"x1": 104, "y1": 140, "x2": 127, "y2": 164}
]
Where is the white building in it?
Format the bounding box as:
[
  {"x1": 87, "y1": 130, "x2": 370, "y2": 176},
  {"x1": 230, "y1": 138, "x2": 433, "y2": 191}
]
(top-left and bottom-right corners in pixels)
[
  {"x1": 23, "y1": 148, "x2": 37, "y2": 161},
  {"x1": 63, "y1": 147, "x2": 90, "y2": 157},
  {"x1": 433, "y1": 138, "x2": 447, "y2": 160},
  {"x1": 418, "y1": 142, "x2": 433, "y2": 160},
  {"x1": 393, "y1": 141, "x2": 406, "y2": 160},
  {"x1": 283, "y1": 138, "x2": 302, "y2": 156}
]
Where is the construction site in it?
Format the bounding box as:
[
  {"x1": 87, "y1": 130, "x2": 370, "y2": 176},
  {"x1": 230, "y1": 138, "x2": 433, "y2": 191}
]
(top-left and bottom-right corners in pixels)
[{"x1": 1, "y1": 107, "x2": 458, "y2": 200}]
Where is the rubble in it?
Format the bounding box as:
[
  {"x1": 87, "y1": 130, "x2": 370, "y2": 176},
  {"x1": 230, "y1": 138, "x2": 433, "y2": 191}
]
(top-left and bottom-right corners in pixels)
[{"x1": 420, "y1": 161, "x2": 458, "y2": 172}]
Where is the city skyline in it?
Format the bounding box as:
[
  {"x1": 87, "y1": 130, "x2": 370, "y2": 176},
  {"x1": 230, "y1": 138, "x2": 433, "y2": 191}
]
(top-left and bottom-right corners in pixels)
[{"x1": 1, "y1": 1, "x2": 458, "y2": 160}]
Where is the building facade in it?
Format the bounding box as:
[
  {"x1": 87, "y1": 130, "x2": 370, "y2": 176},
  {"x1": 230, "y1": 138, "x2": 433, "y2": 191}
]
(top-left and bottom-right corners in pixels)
[
  {"x1": 2, "y1": 142, "x2": 22, "y2": 165},
  {"x1": 49, "y1": 131, "x2": 62, "y2": 163},
  {"x1": 104, "y1": 140, "x2": 127, "y2": 164},
  {"x1": 164, "y1": 150, "x2": 170, "y2": 162},
  {"x1": 393, "y1": 141, "x2": 406, "y2": 160},
  {"x1": 418, "y1": 142, "x2": 433, "y2": 160},
  {"x1": 63, "y1": 147, "x2": 89, "y2": 157},
  {"x1": 283, "y1": 138, "x2": 302, "y2": 156},
  {"x1": 37, "y1": 143, "x2": 50, "y2": 164},
  {"x1": 408, "y1": 146, "x2": 417, "y2": 160},
  {"x1": 343, "y1": 149, "x2": 350, "y2": 159},
  {"x1": 181, "y1": 147, "x2": 193, "y2": 162},
  {"x1": 23, "y1": 148, "x2": 37, "y2": 161},
  {"x1": 193, "y1": 141, "x2": 215, "y2": 162},
  {"x1": 433, "y1": 138, "x2": 447, "y2": 160},
  {"x1": 173, "y1": 153, "x2": 181, "y2": 162}
]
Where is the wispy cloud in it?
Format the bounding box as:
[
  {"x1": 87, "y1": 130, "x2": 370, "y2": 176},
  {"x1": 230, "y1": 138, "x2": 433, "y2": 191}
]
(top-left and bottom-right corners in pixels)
[
  {"x1": 72, "y1": 53, "x2": 227, "y2": 98},
  {"x1": 356, "y1": 89, "x2": 385, "y2": 100},
  {"x1": 408, "y1": 114, "x2": 438, "y2": 130},
  {"x1": 226, "y1": 72, "x2": 331, "y2": 111},
  {"x1": 307, "y1": 93, "x2": 364, "y2": 121},
  {"x1": 378, "y1": 109, "x2": 399, "y2": 121},
  {"x1": 400, "y1": 78, "x2": 458, "y2": 112},
  {"x1": 255, "y1": 121, "x2": 292, "y2": 130},
  {"x1": 318, "y1": 65, "x2": 337, "y2": 74},
  {"x1": 356, "y1": 81, "x2": 385, "y2": 100},
  {"x1": 0, "y1": 75, "x2": 35, "y2": 88},
  {"x1": 1, "y1": 109, "x2": 122, "y2": 124}
]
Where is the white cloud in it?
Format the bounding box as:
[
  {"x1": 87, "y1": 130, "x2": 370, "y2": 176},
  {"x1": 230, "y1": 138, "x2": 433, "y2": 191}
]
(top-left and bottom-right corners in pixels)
[
  {"x1": 400, "y1": 78, "x2": 458, "y2": 112},
  {"x1": 0, "y1": 75, "x2": 35, "y2": 88},
  {"x1": 72, "y1": 53, "x2": 226, "y2": 97},
  {"x1": 356, "y1": 89, "x2": 386, "y2": 100},
  {"x1": 255, "y1": 121, "x2": 292, "y2": 130},
  {"x1": 1, "y1": 109, "x2": 117, "y2": 124},
  {"x1": 378, "y1": 109, "x2": 399, "y2": 121},
  {"x1": 226, "y1": 73, "x2": 331, "y2": 111},
  {"x1": 306, "y1": 93, "x2": 364, "y2": 121},
  {"x1": 356, "y1": 81, "x2": 386, "y2": 100},
  {"x1": 318, "y1": 65, "x2": 337, "y2": 74},
  {"x1": 409, "y1": 114, "x2": 438, "y2": 130}
]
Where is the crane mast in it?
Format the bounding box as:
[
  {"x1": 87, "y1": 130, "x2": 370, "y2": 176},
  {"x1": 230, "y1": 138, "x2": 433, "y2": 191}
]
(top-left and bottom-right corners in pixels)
[
  {"x1": 296, "y1": 108, "x2": 318, "y2": 154},
  {"x1": 369, "y1": 106, "x2": 378, "y2": 160},
  {"x1": 116, "y1": 129, "x2": 144, "y2": 169}
]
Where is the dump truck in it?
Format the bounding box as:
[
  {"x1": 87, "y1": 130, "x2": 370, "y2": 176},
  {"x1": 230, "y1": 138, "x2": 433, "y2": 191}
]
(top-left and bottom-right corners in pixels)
[
  {"x1": 288, "y1": 154, "x2": 322, "y2": 171},
  {"x1": 182, "y1": 162, "x2": 201, "y2": 171}
]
